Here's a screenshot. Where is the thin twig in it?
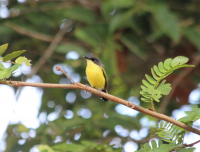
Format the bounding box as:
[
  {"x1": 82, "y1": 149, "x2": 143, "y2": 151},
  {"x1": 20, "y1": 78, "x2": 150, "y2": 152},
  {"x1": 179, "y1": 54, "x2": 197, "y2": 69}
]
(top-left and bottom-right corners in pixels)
[
  {"x1": 185, "y1": 139, "x2": 200, "y2": 147},
  {"x1": 0, "y1": 60, "x2": 16, "y2": 64},
  {"x1": 151, "y1": 98, "x2": 155, "y2": 111},
  {"x1": 56, "y1": 66, "x2": 75, "y2": 84},
  {"x1": 158, "y1": 55, "x2": 200, "y2": 113},
  {"x1": 1, "y1": 80, "x2": 200, "y2": 136}
]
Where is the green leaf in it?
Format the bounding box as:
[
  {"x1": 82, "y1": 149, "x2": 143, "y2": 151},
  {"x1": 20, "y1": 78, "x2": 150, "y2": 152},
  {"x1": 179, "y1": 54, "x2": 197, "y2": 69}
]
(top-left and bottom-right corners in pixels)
[
  {"x1": 151, "y1": 68, "x2": 159, "y2": 80},
  {"x1": 74, "y1": 28, "x2": 100, "y2": 48},
  {"x1": 15, "y1": 56, "x2": 32, "y2": 66},
  {"x1": 151, "y1": 140, "x2": 157, "y2": 149},
  {"x1": 0, "y1": 43, "x2": 8, "y2": 56},
  {"x1": 157, "y1": 83, "x2": 171, "y2": 95},
  {"x1": 145, "y1": 74, "x2": 156, "y2": 84},
  {"x1": 152, "y1": 94, "x2": 160, "y2": 102},
  {"x1": 3, "y1": 50, "x2": 26, "y2": 61},
  {"x1": 141, "y1": 93, "x2": 151, "y2": 99},
  {"x1": 171, "y1": 56, "x2": 189, "y2": 67},
  {"x1": 0, "y1": 62, "x2": 5, "y2": 70},
  {"x1": 5, "y1": 64, "x2": 20, "y2": 78},
  {"x1": 141, "y1": 85, "x2": 149, "y2": 92},
  {"x1": 37, "y1": 145, "x2": 55, "y2": 152},
  {"x1": 144, "y1": 143, "x2": 151, "y2": 151},
  {"x1": 150, "y1": 4, "x2": 180, "y2": 42},
  {"x1": 63, "y1": 6, "x2": 95, "y2": 24},
  {"x1": 17, "y1": 124, "x2": 29, "y2": 133},
  {"x1": 0, "y1": 69, "x2": 7, "y2": 79},
  {"x1": 153, "y1": 65, "x2": 163, "y2": 76},
  {"x1": 164, "y1": 58, "x2": 172, "y2": 70},
  {"x1": 161, "y1": 138, "x2": 172, "y2": 143},
  {"x1": 109, "y1": 8, "x2": 137, "y2": 33},
  {"x1": 179, "y1": 105, "x2": 200, "y2": 124},
  {"x1": 158, "y1": 62, "x2": 167, "y2": 73},
  {"x1": 109, "y1": 12, "x2": 127, "y2": 33},
  {"x1": 52, "y1": 143, "x2": 85, "y2": 151},
  {"x1": 55, "y1": 44, "x2": 86, "y2": 56},
  {"x1": 141, "y1": 98, "x2": 151, "y2": 102},
  {"x1": 102, "y1": 0, "x2": 134, "y2": 18},
  {"x1": 158, "y1": 140, "x2": 163, "y2": 147},
  {"x1": 150, "y1": 143, "x2": 177, "y2": 152},
  {"x1": 157, "y1": 80, "x2": 166, "y2": 89},
  {"x1": 120, "y1": 35, "x2": 147, "y2": 60},
  {"x1": 142, "y1": 79, "x2": 153, "y2": 88},
  {"x1": 0, "y1": 64, "x2": 20, "y2": 79},
  {"x1": 81, "y1": 140, "x2": 97, "y2": 147},
  {"x1": 183, "y1": 28, "x2": 200, "y2": 51}
]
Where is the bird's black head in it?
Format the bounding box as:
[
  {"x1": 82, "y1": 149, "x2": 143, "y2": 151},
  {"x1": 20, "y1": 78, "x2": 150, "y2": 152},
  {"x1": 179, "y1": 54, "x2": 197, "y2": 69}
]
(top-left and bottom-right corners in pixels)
[{"x1": 84, "y1": 56, "x2": 104, "y2": 67}]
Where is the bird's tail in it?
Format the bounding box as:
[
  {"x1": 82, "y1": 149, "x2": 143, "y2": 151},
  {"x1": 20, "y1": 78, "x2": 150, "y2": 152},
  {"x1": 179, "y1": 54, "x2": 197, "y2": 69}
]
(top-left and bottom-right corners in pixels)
[{"x1": 101, "y1": 89, "x2": 108, "y2": 102}]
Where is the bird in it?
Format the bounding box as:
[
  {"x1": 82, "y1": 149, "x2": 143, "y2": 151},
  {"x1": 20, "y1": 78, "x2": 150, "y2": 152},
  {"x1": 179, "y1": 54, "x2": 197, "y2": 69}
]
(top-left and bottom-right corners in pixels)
[{"x1": 83, "y1": 56, "x2": 108, "y2": 102}]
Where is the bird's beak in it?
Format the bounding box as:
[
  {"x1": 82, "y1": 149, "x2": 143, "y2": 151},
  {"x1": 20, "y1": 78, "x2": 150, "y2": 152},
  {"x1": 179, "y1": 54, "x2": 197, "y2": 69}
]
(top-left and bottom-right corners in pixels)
[{"x1": 83, "y1": 56, "x2": 90, "y2": 60}]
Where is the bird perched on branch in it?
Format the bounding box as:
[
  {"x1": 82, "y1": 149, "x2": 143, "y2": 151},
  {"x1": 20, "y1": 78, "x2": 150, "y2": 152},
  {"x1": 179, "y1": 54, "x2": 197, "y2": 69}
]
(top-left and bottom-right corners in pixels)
[{"x1": 84, "y1": 56, "x2": 108, "y2": 102}]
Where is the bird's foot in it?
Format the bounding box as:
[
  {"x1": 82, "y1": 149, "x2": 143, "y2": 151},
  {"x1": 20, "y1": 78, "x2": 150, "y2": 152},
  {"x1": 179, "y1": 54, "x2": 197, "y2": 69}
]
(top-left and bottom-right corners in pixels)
[{"x1": 98, "y1": 89, "x2": 101, "y2": 95}]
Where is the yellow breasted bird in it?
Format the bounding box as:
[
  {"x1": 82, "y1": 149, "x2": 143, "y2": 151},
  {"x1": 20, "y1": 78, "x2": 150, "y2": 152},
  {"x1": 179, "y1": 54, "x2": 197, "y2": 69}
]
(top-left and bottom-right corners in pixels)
[{"x1": 84, "y1": 56, "x2": 108, "y2": 102}]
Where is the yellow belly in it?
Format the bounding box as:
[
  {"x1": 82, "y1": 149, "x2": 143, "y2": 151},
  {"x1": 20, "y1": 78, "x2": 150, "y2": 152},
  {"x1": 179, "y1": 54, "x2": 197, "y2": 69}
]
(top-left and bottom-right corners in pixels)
[{"x1": 86, "y1": 61, "x2": 105, "y2": 90}]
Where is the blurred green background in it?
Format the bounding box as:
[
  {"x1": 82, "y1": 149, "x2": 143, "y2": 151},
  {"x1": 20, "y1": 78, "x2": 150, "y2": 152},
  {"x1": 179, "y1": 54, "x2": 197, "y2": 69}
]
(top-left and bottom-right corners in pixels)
[{"x1": 1, "y1": 0, "x2": 200, "y2": 151}]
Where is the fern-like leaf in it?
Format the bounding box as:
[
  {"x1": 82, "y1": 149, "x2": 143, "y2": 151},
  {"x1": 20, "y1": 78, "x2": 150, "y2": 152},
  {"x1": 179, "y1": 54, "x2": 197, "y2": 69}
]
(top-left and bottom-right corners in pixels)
[
  {"x1": 136, "y1": 139, "x2": 178, "y2": 152},
  {"x1": 179, "y1": 105, "x2": 200, "y2": 126},
  {"x1": 140, "y1": 56, "x2": 194, "y2": 103},
  {"x1": 151, "y1": 121, "x2": 185, "y2": 144}
]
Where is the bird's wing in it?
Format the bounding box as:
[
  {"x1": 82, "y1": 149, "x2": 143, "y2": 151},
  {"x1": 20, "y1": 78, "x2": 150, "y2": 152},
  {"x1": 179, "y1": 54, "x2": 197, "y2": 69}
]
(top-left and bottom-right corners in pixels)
[{"x1": 102, "y1": 68, "x2": 107, "y2": 91}]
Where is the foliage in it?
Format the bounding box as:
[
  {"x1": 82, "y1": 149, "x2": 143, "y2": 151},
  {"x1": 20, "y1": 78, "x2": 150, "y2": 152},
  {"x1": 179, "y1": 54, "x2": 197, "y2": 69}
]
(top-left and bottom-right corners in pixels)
[
  {"x1": 137, "y1": 106, "x2": 200, "y2": 152},
  {"x1": 140, "y1": 56, "x2": 194, "y2": 103},
  {"x1": 0, "y1": 43, "x2": 31, "y2": 79},
  {"x1": 37, "y1": 141, "x2": 122, "y2": 152},
  {"x1": 151, "y1": 121, "x2": 185, "y2": 144},
  {"x1": 179, "y1": 105, "x2": 200, "y2": 126},
  {"x1": 136, "y1": 139, "x2": 177, "y2": 152},
  {"x1": 136, "y1": 139, "x2": 195, "y2": 152}
]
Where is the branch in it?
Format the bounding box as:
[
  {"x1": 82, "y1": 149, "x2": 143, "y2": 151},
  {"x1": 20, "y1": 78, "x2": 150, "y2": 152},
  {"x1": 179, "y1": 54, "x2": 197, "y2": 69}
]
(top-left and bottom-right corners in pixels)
[
  {"x1": 1, "y1": 80, "x2": 200, "y2": 136},
  {"x1": 4, "y1": 21, "x2": 55, "y2": 42},
  {"x1": 158, "y1": 55, "x2": 200, "y2": 113},
  {"x1": 185, "y1": 139, "x2": 200, "y2": 147},
  {"x1": 26, "y1": 21, "x2": 72, "y2": 79},
  {"x1": 4, "y1": 21, "x2": 70, "y2": 44}
]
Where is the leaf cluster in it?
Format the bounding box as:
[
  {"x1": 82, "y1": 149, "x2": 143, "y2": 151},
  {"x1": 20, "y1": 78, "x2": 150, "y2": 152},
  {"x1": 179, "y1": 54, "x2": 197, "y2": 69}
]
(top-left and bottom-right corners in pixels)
[
  {"x1": 179, "y1": 105, "x2": 200, "y2": 126},
  {"x1": 140, "y1": 56, "x2": 194, "y2": 103},
  {"x1": 151, "y1": 121, "x2": 185, "y2": 144},
  {"x1": 136, "y1": 139, "x2": 195, "y2": 152},
  {"x1": 0, "y1": 43, "x2": 31, "y2": 79},
  {"x1": 137, "y1": 106, "x2": 200, "y2": 152},
  {"x1": 37, "y1": 140, "x2": 122, "y2": 152}
]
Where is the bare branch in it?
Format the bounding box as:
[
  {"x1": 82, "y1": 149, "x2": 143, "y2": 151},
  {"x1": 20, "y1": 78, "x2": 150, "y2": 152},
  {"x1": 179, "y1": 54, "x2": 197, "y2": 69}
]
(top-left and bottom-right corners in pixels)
[
  {"x1": 1, "y1": 80, "x2": 200, "y2": 136},
  {"x1": 4, "y1": 21, "x2": 70, "y2": 43},
  {"x1": 56, "y1": 66, "x2": 76, "y2": 84},
  {"x1": 185, "y1": 139, "x2": 200, "y2": 147}
]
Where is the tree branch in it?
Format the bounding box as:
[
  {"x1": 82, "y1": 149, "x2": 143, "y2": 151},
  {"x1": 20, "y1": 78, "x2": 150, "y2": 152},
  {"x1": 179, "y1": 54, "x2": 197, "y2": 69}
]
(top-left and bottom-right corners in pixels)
[
  {"x1": 1, "y1": 80, "x2": 200, "y2": 136},
  {"x1": 4, "y1": 21, "x2": 70, "y2": 43},
  {"x1": 185, "y1": 139, "x2": 200, "y2": 147},
  {"x1": 26, "y1": 21, "x2": 72, "y2": 79}
]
